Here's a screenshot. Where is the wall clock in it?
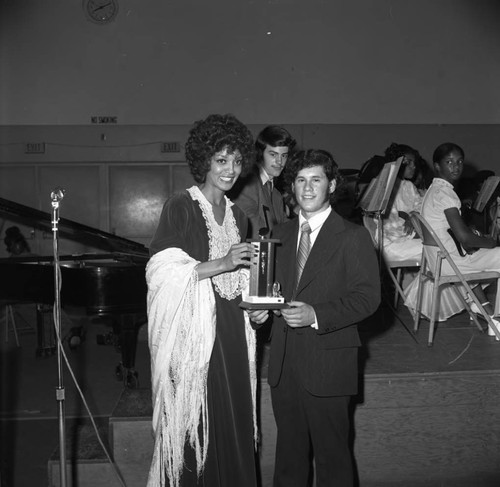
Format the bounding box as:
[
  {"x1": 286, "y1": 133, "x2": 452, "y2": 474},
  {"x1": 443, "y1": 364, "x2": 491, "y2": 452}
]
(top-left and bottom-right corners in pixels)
[{"x1": 83, "y1": 0, "x2": 119, "y2": 24}]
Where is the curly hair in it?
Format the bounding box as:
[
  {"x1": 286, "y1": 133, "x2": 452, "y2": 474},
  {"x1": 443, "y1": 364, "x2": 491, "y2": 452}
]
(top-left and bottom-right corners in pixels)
[
  {"x1": 384, "y1": 142, "x2": 422, "y2": 179},
  {"x1": 384, "y1": 142, "x2": 419, "y2": 162},
  {"x1": 411, "y1": 156, "x2": 431, "y2": 190},
  {"x1": 283, "y1": 149, "x2": 343, "y2": 204},
  {"x1": 184, "y1": 114, "x2": 255, "y2": 184}
]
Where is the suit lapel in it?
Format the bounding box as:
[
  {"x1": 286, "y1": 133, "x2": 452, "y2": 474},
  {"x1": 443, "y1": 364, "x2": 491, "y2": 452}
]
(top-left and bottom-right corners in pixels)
[
  {"x1": 295, "y1": 210, "x2": 344, "y2": 296},
  {"x1": 271, "y1": 186, "x2": 284, "y2": 222},
  {"x1": 275, "y1": 219, "x2": 299, "y2": 300}
]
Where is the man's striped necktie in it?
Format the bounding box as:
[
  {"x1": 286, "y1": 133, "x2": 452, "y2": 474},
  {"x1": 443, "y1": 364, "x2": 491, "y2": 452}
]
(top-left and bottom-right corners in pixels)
[{"x1": 295, "y1": 220, "x2": 311, "y2": 291}]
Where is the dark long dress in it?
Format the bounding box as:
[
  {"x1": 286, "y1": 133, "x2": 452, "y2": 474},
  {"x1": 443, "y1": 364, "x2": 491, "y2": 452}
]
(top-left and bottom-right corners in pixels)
[{"x1": 149, "y1": 190, "x2": 257, "y2": 487}]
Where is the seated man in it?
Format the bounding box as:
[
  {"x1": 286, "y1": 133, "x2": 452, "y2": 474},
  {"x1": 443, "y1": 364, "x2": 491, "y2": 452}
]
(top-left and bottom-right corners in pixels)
[{"x1": 229, "y1": 125, "x2": 296, "y2": 238}]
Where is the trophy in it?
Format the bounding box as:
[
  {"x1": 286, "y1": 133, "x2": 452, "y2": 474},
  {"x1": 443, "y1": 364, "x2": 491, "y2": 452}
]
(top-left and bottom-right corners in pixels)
[{"x1": 240, "y1": 229, "x2": 287, "y2": 310}]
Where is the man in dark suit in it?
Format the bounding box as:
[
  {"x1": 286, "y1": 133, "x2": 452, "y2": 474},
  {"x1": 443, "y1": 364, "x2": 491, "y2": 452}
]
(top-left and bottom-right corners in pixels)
[
  {"x1": 228, "y1": 125, "x2": 296, "y2": 238},
  {"x1": 249, "y1": 149, "x2": 380, "y2": 487}
]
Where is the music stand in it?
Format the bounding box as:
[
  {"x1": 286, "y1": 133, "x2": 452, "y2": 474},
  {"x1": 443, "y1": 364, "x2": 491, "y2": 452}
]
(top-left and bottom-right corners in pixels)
[
  {"x1": 357, "y1": 157, "x2": 403, "y2": 255},
  {"x1": 473, "y1": 175, "x2": 500, "y2": 213},
  {"x1": 357, "y1": 158, "x2": 417, "y2": 340},
  {"x1": 472, "y1": 175, "x2": 500, "y2": 236}
]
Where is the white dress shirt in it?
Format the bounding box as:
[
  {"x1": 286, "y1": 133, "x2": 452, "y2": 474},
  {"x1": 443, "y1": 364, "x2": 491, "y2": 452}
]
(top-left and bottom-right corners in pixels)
[{"x1": 296, "y1": 206, "x2": 332, "y2": 328}]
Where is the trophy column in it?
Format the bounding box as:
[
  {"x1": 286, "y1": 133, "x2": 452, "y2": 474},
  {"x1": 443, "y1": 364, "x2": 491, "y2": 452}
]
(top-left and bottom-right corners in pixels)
[{"x1": 240, "y1": 238, "x2": 287, "y2": 310}]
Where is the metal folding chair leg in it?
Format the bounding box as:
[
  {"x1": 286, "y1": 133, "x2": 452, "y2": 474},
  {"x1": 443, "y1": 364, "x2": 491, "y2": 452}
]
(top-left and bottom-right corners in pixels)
[{"x1": 4, "y1": 304, "x2": 20, "y2": 347}]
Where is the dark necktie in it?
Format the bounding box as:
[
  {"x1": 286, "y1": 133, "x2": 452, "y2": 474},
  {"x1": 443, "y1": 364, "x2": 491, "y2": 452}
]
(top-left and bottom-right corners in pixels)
[
  {"x1": 295, "y1": 221, "x2": 311, "y2": 291},
  {"x1": 264, "y1": 180, "x2": 277, "y2": 225},
  {"x1": 265, "y1": 180, "x2": 273, "y2": 203}
]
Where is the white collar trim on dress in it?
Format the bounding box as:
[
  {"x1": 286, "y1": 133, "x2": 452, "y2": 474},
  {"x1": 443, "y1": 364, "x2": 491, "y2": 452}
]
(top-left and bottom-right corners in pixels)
[{"x1": 432, "y1": 177, "x2": 455, "y2": 190}]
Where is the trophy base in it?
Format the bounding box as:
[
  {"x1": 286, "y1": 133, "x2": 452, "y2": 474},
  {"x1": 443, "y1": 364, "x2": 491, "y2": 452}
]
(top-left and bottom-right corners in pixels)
[{"x1": 239, "y1": 297, "x2": 290, "y2": 310}]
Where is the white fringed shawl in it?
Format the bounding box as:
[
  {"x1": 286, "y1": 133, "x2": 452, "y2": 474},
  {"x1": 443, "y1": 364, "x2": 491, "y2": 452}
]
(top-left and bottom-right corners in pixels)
[{"x1": 146, "y1": 248, "x2": 215, "y2": 487}]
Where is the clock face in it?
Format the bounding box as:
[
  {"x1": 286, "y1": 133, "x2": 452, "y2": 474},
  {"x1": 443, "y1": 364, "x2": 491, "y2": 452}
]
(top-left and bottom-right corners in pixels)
[{"x1": 84, "y1": 0, "x2": 119, "y2": 24}]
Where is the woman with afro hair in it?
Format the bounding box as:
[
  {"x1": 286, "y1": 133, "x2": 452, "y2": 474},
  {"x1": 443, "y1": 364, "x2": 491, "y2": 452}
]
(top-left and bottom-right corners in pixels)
[{"x1": 146, "y1": 114, "x2": 259, "y2": 487}]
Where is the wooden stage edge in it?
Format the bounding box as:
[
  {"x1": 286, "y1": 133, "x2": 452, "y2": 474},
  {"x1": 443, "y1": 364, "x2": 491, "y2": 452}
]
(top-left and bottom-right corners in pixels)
[
  {"x1": 69, "y1": 357, "x2": 500, "y2": 486},
  {"x1": 258, "y1": 367, "x2": 500, "y2": 486}
]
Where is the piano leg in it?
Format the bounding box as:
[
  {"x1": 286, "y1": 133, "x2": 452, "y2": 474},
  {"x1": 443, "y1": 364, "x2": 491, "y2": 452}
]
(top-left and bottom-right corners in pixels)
[
  {"x1": 35, "y1": 304, "x2": 56, "y2": 357},
  {"x1": 114, "y1": 313, "x2": 145, "y2": 389}
]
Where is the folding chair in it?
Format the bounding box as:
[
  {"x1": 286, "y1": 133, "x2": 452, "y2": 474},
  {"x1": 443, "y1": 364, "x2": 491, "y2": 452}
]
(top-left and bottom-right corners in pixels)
[
  {"x1": 363, "y1": 215, "x2": 420, "y2": 308},
  {"x1": 409, "y1": 211, "x2": 500, "y2": 346}
]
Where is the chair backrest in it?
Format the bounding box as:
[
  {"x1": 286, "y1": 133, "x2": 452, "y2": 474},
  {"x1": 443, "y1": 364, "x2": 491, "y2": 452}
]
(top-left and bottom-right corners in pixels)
[
  {"x1": 409, "y1": 212, "x2": 438, "y2": 247},
  {"x1": 409, "y1": 211, "x2": 468, "y2": 279}
]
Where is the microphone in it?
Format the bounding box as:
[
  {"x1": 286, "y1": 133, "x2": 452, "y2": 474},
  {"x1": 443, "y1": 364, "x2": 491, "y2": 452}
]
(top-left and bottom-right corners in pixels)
[{"x1": 51, "y1": 187, "x2": 66, "y2": 202}]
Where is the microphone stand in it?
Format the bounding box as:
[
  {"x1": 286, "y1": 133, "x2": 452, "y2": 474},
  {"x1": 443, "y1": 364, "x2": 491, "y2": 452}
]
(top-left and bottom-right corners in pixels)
[{"x1": 51, "y1": 190, "x2": 67, "y2": 487}]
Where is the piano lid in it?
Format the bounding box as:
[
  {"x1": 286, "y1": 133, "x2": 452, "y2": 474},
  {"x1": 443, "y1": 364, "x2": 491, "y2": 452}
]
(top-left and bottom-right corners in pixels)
[{"x1": 0, "y1": 196, "x2": 149, "y2": 258}]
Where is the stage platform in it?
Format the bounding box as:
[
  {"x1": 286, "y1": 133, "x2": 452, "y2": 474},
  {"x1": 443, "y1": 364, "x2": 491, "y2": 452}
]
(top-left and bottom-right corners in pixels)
[
  {"x1": 257, "y1": 303, "x2": 500, "y2": 486},
  {"x1": 2, "y1": 301, "x2": 500, "y2": 486}
]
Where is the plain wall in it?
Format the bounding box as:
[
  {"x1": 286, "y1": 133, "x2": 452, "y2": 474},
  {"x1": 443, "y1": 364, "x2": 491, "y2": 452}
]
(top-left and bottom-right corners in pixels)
[
  {"x1": 2, "y1": 1, "x2": 500, "y2": 252},
  {"x1": 1, "y1": 0, "x2": 500, "y2": 125},
  {"x1": 0, "y1": 123, "x2": 497, "y2": 172}
]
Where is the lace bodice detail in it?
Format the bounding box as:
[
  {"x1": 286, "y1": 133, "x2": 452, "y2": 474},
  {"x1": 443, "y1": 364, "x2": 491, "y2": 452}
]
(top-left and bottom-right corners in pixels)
[{"x1": 187, "y1": 186, "x2": 248, "y2": 300}]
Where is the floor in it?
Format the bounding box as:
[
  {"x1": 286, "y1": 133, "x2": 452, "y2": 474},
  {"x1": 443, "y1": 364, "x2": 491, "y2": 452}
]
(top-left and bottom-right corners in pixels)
[
  {"x1": 1, "y1": 293, "x2": 500, "y2": 487},
  {"x1": 0, "y1": 305, "x2": 151, "y2": 487}
]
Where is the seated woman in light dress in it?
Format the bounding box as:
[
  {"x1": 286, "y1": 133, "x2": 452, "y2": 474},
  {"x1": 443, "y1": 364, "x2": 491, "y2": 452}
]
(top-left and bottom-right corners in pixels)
[
  {"x1": 374, "y1": 143, "x2": 426, "y2": 263},
  {"x1": 405, "y1": 142, "x2": 500, "y2": 336}
]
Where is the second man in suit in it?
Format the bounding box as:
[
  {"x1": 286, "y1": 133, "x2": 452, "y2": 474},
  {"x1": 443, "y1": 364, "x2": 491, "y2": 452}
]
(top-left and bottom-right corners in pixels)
[{"x1": 229, "y1": 125, "x2": 296, "y2": 238}]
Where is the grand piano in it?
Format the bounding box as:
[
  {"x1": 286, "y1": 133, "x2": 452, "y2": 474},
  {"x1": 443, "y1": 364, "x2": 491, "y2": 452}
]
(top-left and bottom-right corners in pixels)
[{"x1": 0, "y1": 196, "x2": 149, "y2": 388}]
